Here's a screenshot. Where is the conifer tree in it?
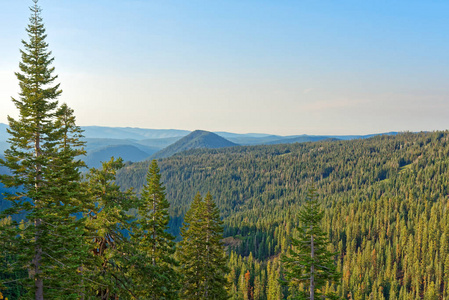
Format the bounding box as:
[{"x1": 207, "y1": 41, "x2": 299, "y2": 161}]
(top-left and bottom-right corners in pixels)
[
  {"x1": 202, "y1": 192, "x2": 229, "y2": 299},
  {"x1": 178, "y1": 192, "x2": 204, "y2": 299},
  {"x1": 281, "y1": 186, "x2": 340, "y2": 300},
  {"x1": 0, "y1": 1, "x2": 87, "y2": 299},
  {"x1": 83, "y1": 157, "x2": 137, "y2": 299},
  {"x1": 38, "y1": 103, "x2": 88, "y2": 298},
  {"x1": 131, "y1": 160, "x2": 180, "y2": 299},
  {"x1": 178, "y1": 192, "x2": 229, "y2": 299}
]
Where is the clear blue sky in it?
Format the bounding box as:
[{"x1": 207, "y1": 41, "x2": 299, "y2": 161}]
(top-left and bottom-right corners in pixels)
[{"x1": 1, "y1": 0, "x2": 448, "y2": 135}]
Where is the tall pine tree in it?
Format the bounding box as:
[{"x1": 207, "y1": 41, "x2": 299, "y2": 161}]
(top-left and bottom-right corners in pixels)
[
  {"x1": 178, "y1": 192, "x2": 204, "y2": 299},
  {"x1": 178, "y1": 192, "x2": 229, "y2": 300},
  {"x1": 130, "y1": 160, "x2": 180, "y2": 299},
  {"x1": 202, "y1": 192, "x2": 229, "y2": 299},
  {"x1": 0, "y1": 1, "x2": 87, "y2": 299},
  {"x1": 281, "y1": 186, "x2": 340, "y2": 300}
]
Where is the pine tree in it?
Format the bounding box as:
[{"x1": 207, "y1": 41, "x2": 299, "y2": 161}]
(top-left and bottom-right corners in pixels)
[
  {"x1": 281, "y1": 186, "x2": 340, "y2": 300},
  {"x1": 131, "y1": 160, "x2": 180, "y2": 299},
  {"x1": 38, "y1": 103, "x2": 88, "y2": 298},
  {"x1": 178, "y1": 192, "x2": 204, "y2": 299},
  {"x1": 267, "y1": 260, "x2": 283, "y2": 300},
  {"x1": 178, "y1": 192, "x2": 229, "y2": 299},
  {"x1": 202, "y1": 192, "x2": 229, "y2": 299},
  {"x1": 0, "y1": 1, "x2": 87, "y2": 299},
  {"x1": 83, "y1": 157, "x2": 137, "y2": 299}
]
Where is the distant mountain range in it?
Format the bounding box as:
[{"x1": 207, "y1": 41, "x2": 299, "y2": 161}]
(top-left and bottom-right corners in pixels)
[
  {"x1": 0, "y1": 123, "x2": 398, "y2": 168},
  {"x1": 82, "y1": 126, "x2": 190, "y2": 140}
]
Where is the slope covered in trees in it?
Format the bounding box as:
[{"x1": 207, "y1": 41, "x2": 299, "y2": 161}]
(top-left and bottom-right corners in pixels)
[
  {"x1": 117, "y1": 131, "x2": 449, "y2": 298},
  {"x1": 118, "y1": 131, "x2": 445, "y2": 221},
  {"x1": 1, "y1": 0, "x2": 448, "y2": 298}
]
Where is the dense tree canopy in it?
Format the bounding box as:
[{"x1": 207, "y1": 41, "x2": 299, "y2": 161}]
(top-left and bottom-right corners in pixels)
[
  {"x1": 118, "y1": 131, "x2": 449, "y2": 298},
  {"x1": 1, "y1": 1, "x2": 449, "y2": 299}
]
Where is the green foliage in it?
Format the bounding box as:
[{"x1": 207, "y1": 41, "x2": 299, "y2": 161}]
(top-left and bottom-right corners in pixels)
[
  {"x1": 83, "y1": 157, "x2": 137, "y2": 299},
  {"x1": 0, "y1": 1, "x2": 87, "y2": 298},
  {"x1": 118, "y1": 130, "x2": 449, "y2": 298},
  {"x1": 202, "y1": 192, "x2": 230, "y2": 298},
  {"x1": 0, "y1": 216, "x2": 27, "y2": 299},
  {"x1": 2, "y1": 5, "x2": 449, "y2": 299},
  {"x1": 281, "y1": 186, "x2": 340, "y2": 299},
  {"x1": 130, "y1": 160, "x2": 180, "y2": 299},
  {"x1": 178, "y1": 192, "x2": 229, "y2": 299}
]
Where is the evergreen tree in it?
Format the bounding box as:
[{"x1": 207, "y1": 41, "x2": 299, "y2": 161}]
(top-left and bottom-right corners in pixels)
[
  {"x1": 202, "y1": 192, "x2": 229, "y2": 299},
  {"x1": 178, "y1": 192, "x2": 229, "y2": 299},
  {"x1": 83, "y1": 157, "x2": 137, "y2": 299},
  {"x1": 0, "y1": 1, "x2": 87, "y2": 299},
  {"x1": 131, "y1": 160, "x2": 180, "y2": 299},
  {"x1": 178, "y1": 192, "x2": 204, "y2": 299},
  {"x1": 281, "y1": 186, "x2": 340, "y2": 299},
  {"x1": 267, "y1": 260, "x2": 283, "y2": 300},
  {"x1": 38, "y1": 103, "x2": 88, "y2": 298}
]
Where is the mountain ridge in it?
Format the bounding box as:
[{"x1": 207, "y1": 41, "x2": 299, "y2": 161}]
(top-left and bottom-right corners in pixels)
[
  {"x1": 0, "y1": 123, "x2": 400, "y2": 166},
  {"x1": 150, "y1": 130, "x2": 238, "y2": 160}
]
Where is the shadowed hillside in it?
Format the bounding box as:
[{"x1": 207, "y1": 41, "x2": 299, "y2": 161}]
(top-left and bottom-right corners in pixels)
[{"x1": 84, "y1": 145, "x2": 151, "y2": 168}]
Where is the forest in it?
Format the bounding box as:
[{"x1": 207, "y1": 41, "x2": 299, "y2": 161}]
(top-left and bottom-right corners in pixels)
[
  {"x1": 2, "y1": 0, "x2": 449, "y2": 299},
  {"x1": 117, "y1": 130, "x2": 449, "y2": 299}
]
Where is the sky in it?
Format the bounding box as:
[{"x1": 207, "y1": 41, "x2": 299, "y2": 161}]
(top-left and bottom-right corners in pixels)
[{"x1": 0, "y1": 0, "x2": 448, "y2": 135}]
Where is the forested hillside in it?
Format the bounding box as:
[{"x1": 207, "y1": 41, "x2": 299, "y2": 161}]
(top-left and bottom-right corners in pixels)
[
  {"x1": 117, "y1": 131, "x2": 449, "y2": 298},
  {"x1": 2, "y1": 0, "x2": 447, "y2": 298}
]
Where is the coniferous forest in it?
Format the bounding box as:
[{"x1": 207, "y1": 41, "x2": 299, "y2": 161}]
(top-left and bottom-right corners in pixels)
[
  {"x1": 1, "y1": 1, "x2": 449, "y2": 299},
  {"x1": 117, "y1": 130, "x2": 449, "y2": 299}
]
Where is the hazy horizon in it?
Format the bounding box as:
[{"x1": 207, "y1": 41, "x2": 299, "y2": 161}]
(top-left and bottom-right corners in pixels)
[
  {"x1": 0, "y1": 121, "x2": 410, "y2": 139},
  {"x1": 1, "y1": 0, "x2": 448, "y2": 135}
]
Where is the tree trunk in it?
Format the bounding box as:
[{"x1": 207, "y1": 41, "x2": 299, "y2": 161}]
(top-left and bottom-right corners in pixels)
[
  {"x1": 34, "y1": 222, "x2": 43, "y2": 300},
  {"x1": 152, "y1": 193, "x2": 156, "y2": 267},
  {"x1": 152, "y1": 193, "x2": 157, "y2": 300},
  {"x1": 205, "y1": 219, "x2": 210, "y2": 299},
  {"x1": 34, "y1": 132, "x2": 44, "y2": 300},
  {"x1": 310, "y1": 226, "x2": 315, "y2": 300}
]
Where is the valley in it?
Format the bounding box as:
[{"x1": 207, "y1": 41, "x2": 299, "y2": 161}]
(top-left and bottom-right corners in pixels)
[{"x1": 1, "y1": 120, "x2": 446, "y2": 298}]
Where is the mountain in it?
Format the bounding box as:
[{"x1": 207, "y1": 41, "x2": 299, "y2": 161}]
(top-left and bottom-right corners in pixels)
[
  {"x1": 225, "y1": 135, "x2": 283, "y2": 145},
  {"x1": 329, "y1": 131, "x2": 399, "y2": 140},
  {"x1": 0, "y1": 123, "x2": 7, "y2": 137},
  {"x1": 136, "y1": 136, "x2": 184, "y2": 149},
  {"x1": 82, "y1": 126, "x2": 190, "y2": 140},
  {"x1": 84, "y1": 145, "x2": 152, "y2": 169},
  {"x1": 81, "y1": 138, "x2": 185, "y2": 167},
  {"x1": 219, "y1": 132, "x2": 398, "y2": 146},
  {"x1": 265, "y1": 135, "x2": 334, "y2": 145},
  {"x1": 2, "y1": 127, "x2": 447, "y2": 298},
  {"x1": 151, "y1": 130, "x2": 238, "y2": 160},
  {"x1": 0, "y1": 141, "x2": 8, "y2": 154},
  {"x1": 214, "y1": 132, "x2": 276, "y2": 139},
  {"x1": 114, "y1": 131, "x2": 449, "y2": 299},
  {"x1": 0, "y1": 124, "x2": 8, "y2": 153},
  {"x1": 0, "y1": 123, "x2": 400, "y2": 168},
  {"x1": 116, "y1": 130, "x2": 447, "y2": 250}
]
